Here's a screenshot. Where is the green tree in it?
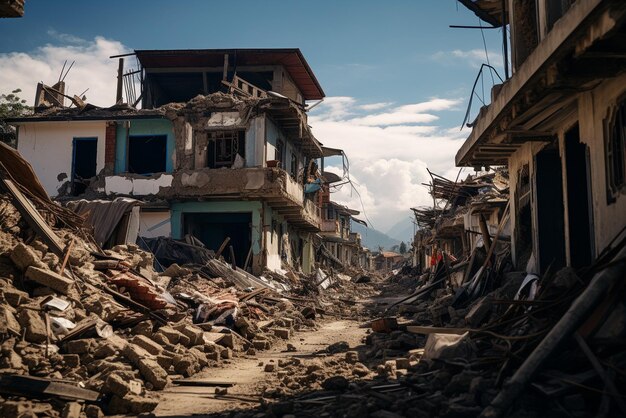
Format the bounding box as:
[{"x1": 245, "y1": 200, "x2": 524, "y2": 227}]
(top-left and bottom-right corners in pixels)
[
  {"x1": 399, "y1": 241, "x2": 407, "y2": 254},
  {"x1": 0, "y1": 89, "x2": 32, "y2": 147}
]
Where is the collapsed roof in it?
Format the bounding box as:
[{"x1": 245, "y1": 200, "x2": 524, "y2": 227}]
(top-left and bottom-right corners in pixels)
[{"x1": 134, "y1": 48, "x2": 325, "y2": 101}]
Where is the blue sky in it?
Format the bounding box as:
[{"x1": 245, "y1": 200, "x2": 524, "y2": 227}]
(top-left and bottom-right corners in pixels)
[{"x1": 0, "y1": 0, "x2": 507, "y2": 233}]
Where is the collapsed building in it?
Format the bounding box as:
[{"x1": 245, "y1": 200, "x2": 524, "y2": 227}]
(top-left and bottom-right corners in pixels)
[
  {"x1": 6, "y1": 48, "x2": 369, "y2": 276},
  {"x1": 317, "y1": 171, "x2": 372, "y2": 271},
  {"x1": 0, "y1": 139, "x2": 377, "y2": 417},
  {"x1": 376, "y1": 1, "x2": 626, "y2": 416},
  {"x1": 458, "y1": 0, "x2": 626, "y2": 274},
  {"x1": 411, "y1": 168, "x2": 509, "y2": 278}
]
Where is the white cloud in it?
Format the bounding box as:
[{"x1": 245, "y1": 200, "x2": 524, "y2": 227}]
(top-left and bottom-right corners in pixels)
[
  {"x1": 0, "y1": 34, "x2": 128, "y2": 107},
  {"x1": 350, "y1": 111, "x2": 438, "y2": 126},
  {"x1": 46, "y1": 29, "x2": 88, "y2": 45},
  {"x1": 359, "y1": 102, "x2": 393, "y2": 111},
  {"x1": 0, "y1": 33, "x2": 470, "y2": 237},
  {"x1": 311, "y1": 97, "x2": 468, "y2": 232},
  {"x1": 312, "y1": 96, "x2": 356, "y2": 121},
  {"x1": 432, "y1": 48, "x2": 503, "y2": 70}
]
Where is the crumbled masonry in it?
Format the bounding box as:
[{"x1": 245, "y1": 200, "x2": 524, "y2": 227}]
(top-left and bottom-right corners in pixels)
[{"x1": 0, "y1": 169, "x2": 377, "y2": 416}]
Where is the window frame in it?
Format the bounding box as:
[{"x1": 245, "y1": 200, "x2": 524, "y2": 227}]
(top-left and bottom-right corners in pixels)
[
  {"x1": 604, "y1": 96, "x2": 626, "y2": 204},
  {"x1": 207, "y1": 130, "x2": 245, "y2": 168},
  {"x1": 127, "y1": 134, "x2": 167, "y2": 175},
  {"x1": 290, "y1": 152, "x2": 298, "y2": 180}
]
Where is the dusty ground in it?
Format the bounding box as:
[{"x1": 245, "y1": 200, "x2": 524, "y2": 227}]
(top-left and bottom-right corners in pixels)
[{"x1": 154, "y1": 319, "x2": 369, "y2": 417}]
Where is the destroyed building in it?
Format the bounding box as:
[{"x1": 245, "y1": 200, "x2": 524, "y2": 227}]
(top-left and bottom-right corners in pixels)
[
  {"x1": 316, "y1": 171, "x2": 372, "y2": 271},
  {"x1": 6, "y1": 48, "x2": 369, "y2": 276},
  {"x1": 373, "y1": 251, "x2": 404, "y2": 273},
  {"x1": 0, "y1": 0, "x2": 24, "y2": 18},
  {"x1": 457, "y1": 0, "x2": 626, "y2": 274},
  {"x1": 411, "y1": 168, "x2": 509, "y2": 277}
]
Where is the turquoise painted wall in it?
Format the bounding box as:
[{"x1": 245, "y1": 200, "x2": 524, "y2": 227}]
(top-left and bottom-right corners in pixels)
[
  {"x1": 115, "y1": 119, "x2": 175, "y2": 174},
  {"x1": 266, "y1": 117, "x2": 304, "y2": 173},
  {"x1": 170, "y1": 201, "x2": 263, "y2": 255}
]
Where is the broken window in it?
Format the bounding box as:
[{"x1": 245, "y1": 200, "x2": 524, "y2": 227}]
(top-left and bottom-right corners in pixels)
[
  {"x1": 72, "y1": 137, "x2": 97, "y2": 196},
  {"x1": 512, "y1": 0, "x2": 539, "y2": 70},
  {"x1": 275, "y1": 139, "x2": 285, "y2": 167},
  {"x1": 605, "y1": 98, "x2": 626, "y2": 203},
  {"x1": 207, "y1": 130, "x2": 245, "y2": 168},
  {"x1": 516, "y1": 164, "x2": 532, "y2": 269},
  {"x1": 290, "y1": 152, "x2": 298, "y2": 180},
  {"x1": 546, "y1": 0, "x2": 575, "y2": 32},
  {"x1": 128, "y1": 135, "x2": 167, "y2": 175}
]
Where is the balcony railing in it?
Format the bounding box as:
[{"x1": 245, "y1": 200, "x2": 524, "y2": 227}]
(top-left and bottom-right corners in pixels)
[{"x1": 101, "y1": 167, "x2": 321, "y2": 230}]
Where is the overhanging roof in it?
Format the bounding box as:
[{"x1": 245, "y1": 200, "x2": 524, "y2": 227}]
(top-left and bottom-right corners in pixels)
[
  {"x1": 457, "y1": 0, "x2": 506, "y2": 27},
  {"x1": 321, "y1": 146, "x2": 344, "y2": 157},
  {"x1": 322, "y1": 171, "x2": 342, "y2": 184},
  {"x1": 456, "y1": 0, "x2": 624, "y2": 167},
  {"x1": 328, "y1": 201, "x2": 360, "y2": 215},
  {"x1": 134, "y1": 48, "x2": 325, "y2": 100},
  {"x1": 5, "y1": 106, "x2": 166, "y2": 123}
]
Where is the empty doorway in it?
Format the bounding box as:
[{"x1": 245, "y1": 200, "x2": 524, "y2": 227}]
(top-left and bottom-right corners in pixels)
[
  {"x1": 565, "y1": 124, "x2": 594, "y2": 268},
  {"x1": 72, "y1": 137, "x2": 97, "y2": 196},
  {"x1": 535, "y1": 146, "x2": 566, "y2": 273},
  {"x1": 183, "y1": 212, "x2": 252, "y2": 268}
]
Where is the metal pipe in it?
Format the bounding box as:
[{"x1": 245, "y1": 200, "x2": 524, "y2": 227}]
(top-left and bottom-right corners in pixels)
[
  {"x1": 502, "y1": 0, "x2": 509, "y2": 79},
  {"x1": 116, "y1": 58, "x2": 124, "y2": 104}
]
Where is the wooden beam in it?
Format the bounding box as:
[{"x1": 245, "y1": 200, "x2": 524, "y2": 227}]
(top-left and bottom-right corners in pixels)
[
  {"x1": 0, "y1": 375, "x2": 100, "y2": 401},
  {"x1": 1, "y1": 179, "x2": 65, "y2": 256},
  {"x1": 223, "y1": 53, "x2": 229, "y2": 80},
  {"x1": 505, "y1": 129, "x2": 556, "y2": 143},
  {"x1": 405, "y1": 325, "x2": 468, "y2": 335}
]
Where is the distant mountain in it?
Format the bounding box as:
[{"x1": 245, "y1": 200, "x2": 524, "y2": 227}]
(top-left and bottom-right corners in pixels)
[
  {"x1": 386, "y1": 216, "x2": 415, "y2": 244},
  {"x1": 351, "y1": 221, "x2": 401, "y2": 251}
]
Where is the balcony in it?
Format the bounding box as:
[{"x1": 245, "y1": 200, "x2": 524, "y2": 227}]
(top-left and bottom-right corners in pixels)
[
  {"x1": 321, "y1": 219, "x2": 339, "y2": 233},
  {"x1": 348, "y1": 232, "x2": 360, "y2": 243},
  {"x1": 100, "y1": 167, "x2": 321, "y2": 230}
]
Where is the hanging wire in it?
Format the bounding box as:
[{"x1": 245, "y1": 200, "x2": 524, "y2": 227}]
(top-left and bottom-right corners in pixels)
[
  {"x1": 461, "y1": 63, "x2": 504, "y2": 129},
  {"x1": 479, "y1": 18, "x2": 496, "y2": 85}
]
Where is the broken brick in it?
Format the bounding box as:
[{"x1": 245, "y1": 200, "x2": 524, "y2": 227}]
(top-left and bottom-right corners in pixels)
[
  {"x1": 25, "y1": 266, "x2": 74, "y2": 294},
  {"x1": 17, "y1": 308, "x2": 47, "y2": 343},
  {"x1": 131, "y1": 335, "x2": 162, "y2": 356}
]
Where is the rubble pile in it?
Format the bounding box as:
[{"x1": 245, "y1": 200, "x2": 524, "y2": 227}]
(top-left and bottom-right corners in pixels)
[
  {"x1": 0, "y1": 144, "x2": 380, "y2": 417},
  {"x1": 212, "y1": 168, "x2": 626, "y2": 418},
  {"x1": 0, "y1": 192, "x2": 380, "y2": 417},
  {"x1": 0, "y1": 194, "x2": 227, "y2": 416},
  {"x1": 216, "y1": 237, "x2": 626, "y2": 418}
]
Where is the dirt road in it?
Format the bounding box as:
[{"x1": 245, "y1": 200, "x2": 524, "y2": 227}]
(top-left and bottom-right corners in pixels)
[{"x1": 154, "y1": 319, "x2": 368, "y2": 417}]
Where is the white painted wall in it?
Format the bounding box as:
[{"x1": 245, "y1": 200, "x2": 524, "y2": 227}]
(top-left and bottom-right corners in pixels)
[
  {"x1": 578, "y1": 74, "x2": 626, "y2": 255},
  {"x1": 16, "y1": 121, "x2": 106, "y2": 197},
  {"x1": 138, "y1": 211, "x2": 171, "y2": 238},
  {"x1": 102, "y1": 174, "x2": 173, "y2": 196},
  {"x1": 264, "y1": 205, "x2": 283, "y2": 271}
]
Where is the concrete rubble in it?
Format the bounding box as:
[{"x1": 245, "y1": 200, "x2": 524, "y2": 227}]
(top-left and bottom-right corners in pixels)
[
  {"x1": 0, "y1": 160, "x2": 379, "y2": 417},
  {"x1": 2, "y1": 2, "x2": 626, "y2": 415},
  {"x1": 193, "y1": 165, "x2": 626, "y2": 418}
]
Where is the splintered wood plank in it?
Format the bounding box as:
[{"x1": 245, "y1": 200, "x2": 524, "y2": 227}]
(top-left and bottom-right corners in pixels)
[
  {"x1": 405, "y1": 325, "x2": 468, "y2": 335},
  {"x1": 0, "y1": 375, "x2": 100, "y2": 401},
  {"x1": 172, "y1": 379, "x2": 235, "y2": 387},
  {"x1": 1, "y1": 179, "x2": 65, "y2": 256}
]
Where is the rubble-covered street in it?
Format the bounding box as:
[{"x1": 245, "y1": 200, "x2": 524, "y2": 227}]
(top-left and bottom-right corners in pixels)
[
  {"x1": 1, "y1": 146, "x2": 624, "y2": 417},
  {"x1": 2, "y1": 1, "x2": 626, "y2": 417}
]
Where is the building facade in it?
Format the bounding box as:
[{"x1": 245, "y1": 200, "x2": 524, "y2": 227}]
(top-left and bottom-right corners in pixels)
[
  {"x1": 458, "y1": 0, "x2": 626, "y2": 273},
  {"x1": 9, "y1": 49, "x2": 337, "y2": 275}
]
